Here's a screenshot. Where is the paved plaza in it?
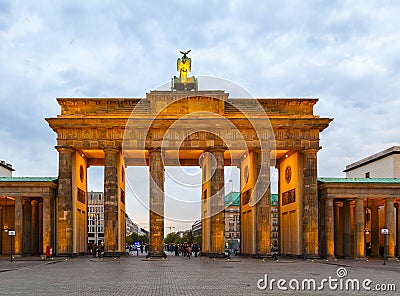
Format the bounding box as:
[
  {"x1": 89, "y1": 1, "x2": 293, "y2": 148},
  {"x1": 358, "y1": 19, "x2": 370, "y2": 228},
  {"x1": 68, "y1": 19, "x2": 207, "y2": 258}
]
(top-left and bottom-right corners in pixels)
[{"x1": 0, "y1": 253, "x2": 399, "y2": 295}]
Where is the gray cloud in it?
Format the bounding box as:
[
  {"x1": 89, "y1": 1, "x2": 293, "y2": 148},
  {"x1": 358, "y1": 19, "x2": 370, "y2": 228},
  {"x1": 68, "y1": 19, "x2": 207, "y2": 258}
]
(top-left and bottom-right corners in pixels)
[{"x1": 1, "y1": 0, "x2": 400, "y2": 230}]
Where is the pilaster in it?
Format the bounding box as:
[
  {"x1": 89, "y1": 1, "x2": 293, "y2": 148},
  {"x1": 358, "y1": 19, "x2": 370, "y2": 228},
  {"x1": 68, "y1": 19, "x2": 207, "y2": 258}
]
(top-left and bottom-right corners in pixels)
[
  {"x1": 397, "y1": 202, "x2": 400, "y2": 258},
  {"x1": 14, "y1": 196, "x2": 23, "y2": 255},
  {"x1": 325, "y1": 198, "x2": 335, "y2": 258},
  {"x1": 209, "y1": 147, "x2": 225, "y2": 256},
  {"x1": 334, "y1": 202, "x2": 343, "y2": 258},
  {"x1": 31, "y1": 200, "x2": 39, "y2": 255},
  {"x1": 23, "y1": 199, "x2": 32, "y2": 254},
  {"x1": 42, "y1": 196, "x2": 52, "y2": 254},
  {"x1": 55, "y1": 146, "x2": 74, "y2": 255},
  {"x1": 385, "y1": 198, "x2": 395, "y2": 258},
  {"x1": 254, "y1": 148, "x2": 271, "y2": 256},
  {"x1": 148, "y1": 148, "x2": 165, "y2": 258},
  {"x1": 343, "y1": 199, "x2": 352, "y2": 258},
  {"x1": 370, "y1": 202, "x2": 380, "y2": 257},
  {"x1": 302, "y1": 149, "x2": 319, "y2": 257},
  {"x1": 354, "y1": 197, "x2": 365, "y2": 259},
  {"x1": 103, "y1": 147, "x2": 120, "y2": 253}
]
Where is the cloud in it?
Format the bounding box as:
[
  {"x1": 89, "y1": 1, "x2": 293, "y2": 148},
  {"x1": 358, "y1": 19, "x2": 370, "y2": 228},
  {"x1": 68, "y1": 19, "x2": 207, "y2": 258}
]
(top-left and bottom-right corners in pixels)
[{"x1": 1, "y1": 0, "x2": 400, "y2": 230}]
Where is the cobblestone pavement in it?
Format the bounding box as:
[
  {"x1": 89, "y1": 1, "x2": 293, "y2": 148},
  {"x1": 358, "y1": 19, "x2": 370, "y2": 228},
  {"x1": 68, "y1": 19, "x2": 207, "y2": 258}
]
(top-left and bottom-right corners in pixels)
[{"x1": 0, "y1": 253, "x2": 399, "y2": 295}]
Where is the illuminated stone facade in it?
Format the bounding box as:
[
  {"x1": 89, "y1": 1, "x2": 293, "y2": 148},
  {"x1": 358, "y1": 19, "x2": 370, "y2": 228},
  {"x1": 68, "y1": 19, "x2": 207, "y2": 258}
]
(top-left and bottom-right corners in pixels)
[{"x1": 46, "y1": 90, "x2": 331, "y2": 257}]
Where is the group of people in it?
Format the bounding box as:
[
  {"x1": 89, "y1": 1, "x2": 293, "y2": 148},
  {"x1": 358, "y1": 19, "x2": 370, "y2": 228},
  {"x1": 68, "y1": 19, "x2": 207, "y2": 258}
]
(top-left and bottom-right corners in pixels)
[
  {"x1": 166, "y1": 243, "x2": 200, "y2": 259},
  {"x1": 88, "y1": 242, "x2": 104, "y2": 258},
  {"x1": 125, "y1": 243, "x2": 148, "y2": 256}
]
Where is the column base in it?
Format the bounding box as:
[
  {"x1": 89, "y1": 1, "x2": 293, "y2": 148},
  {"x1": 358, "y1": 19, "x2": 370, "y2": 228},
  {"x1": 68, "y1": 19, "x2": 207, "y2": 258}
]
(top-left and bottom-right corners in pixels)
[
  {"x1": 208, "y1": 253, "x2": 226, "y2": 258},
  {"x1": 302, "y1": 254, "x2": 321, "y2": 260},
  {"x1": 103, "y1": 252, "x2": 128, "y2": 257},
  {"x1": 146, "y1": 252, "x2": 167, "y2": 259},
  {"x1": 354, "y1": 256, "x2": 367, "y2": 260}
]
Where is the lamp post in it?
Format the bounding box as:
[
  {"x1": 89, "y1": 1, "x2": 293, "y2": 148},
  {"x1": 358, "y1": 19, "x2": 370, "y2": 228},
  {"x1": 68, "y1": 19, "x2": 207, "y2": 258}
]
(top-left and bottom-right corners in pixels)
[
  {"x1": 167, "y1": 226, "x2": 175, "y2": 234},
  {"x1": 90, "y1": 214, "x2": 99, "y2": 245},
  {"x1": 381, "y1": 226, "x2": 389, "y2": 265},
  {"x1": 1, "y1": 228, "x2": 15, "y2": 262}
]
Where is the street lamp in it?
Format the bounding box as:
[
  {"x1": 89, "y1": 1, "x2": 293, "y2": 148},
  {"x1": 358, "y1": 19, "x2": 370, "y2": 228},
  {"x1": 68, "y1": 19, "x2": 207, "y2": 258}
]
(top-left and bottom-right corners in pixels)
[
  {"x1": 381, "y1": 226, "x2": 389, "y2": 265},
  {"x1": 1, "y1": 228, "x2": 15, "y2": 262},
  {"x1": 90, "y1": 214, "x2": 99, "y2": 245},
  {"x1": 167, "y1": 226, "x2": 176, "y2": 234}
]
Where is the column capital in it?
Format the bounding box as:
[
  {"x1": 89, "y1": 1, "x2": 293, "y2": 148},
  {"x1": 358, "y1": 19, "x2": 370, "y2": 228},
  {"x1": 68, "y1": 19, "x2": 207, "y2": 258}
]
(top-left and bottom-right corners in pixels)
[
  {"x1": 55, "y1": 146, "x2": 75, "y2": 153},
  {"x1": 208, "y1": 146, "x2": 227, "y2": 153},
  {"x1": 302, "y1": 148, "x2": 320, "y2": 154},
  {"x1": 103, "y1": 146, "x2": 120, "y2": 153},
  {"x1": 147, "y1": 147, "x2": 162, "y2": 153},
  {"x1": 253, "y1": 146, "x2": 271, "y2": 154}
]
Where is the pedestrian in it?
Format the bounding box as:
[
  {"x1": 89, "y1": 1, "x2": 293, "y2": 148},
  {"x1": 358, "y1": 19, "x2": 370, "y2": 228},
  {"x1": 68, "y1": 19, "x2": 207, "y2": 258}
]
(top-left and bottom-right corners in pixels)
[
  {"x1": 97, "y1": 243, "x2": 103, "y2": 258},
  {"x1": 140, "y1": 244, "x2": 144, "y2": 253},
  {"x1": 186, "y1": 245, "x2": 191, "y2": 259}
]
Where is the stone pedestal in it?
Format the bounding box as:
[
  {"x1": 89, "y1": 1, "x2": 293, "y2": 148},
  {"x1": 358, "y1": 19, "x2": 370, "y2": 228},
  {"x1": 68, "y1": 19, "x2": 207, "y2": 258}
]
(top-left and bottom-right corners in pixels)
[
  {"x1": 148, "y1": 149, "x2": 166, "y2": 258},
  {"x1": 302, "y1": 149, "x2": 319, "y2": 257},
  {"x1": 209, "y1": 148, "x2": 225, "y2": 257},
  {"x1": 104, "y1": 148, "x2": 120, "y2": 253}
]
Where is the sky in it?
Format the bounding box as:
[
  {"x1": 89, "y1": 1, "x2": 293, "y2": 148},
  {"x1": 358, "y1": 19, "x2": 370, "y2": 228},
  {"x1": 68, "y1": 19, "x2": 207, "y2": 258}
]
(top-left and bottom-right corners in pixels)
[{"x1": 1, "y1": 0, "x2": 400, "y2": 231}]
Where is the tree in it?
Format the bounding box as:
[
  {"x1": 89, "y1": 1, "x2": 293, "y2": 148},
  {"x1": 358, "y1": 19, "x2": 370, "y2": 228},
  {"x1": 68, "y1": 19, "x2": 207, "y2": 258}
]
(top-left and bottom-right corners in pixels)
[{"x1": 193, "y1": 235, "x2": 201, "y2": 245}]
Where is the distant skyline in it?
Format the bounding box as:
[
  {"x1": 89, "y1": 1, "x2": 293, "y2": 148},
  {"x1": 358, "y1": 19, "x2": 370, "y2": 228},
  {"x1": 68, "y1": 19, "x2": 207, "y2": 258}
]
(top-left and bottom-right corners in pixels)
[{"x1": 1, "y1": 1, "x2": 400, "y2": 231}]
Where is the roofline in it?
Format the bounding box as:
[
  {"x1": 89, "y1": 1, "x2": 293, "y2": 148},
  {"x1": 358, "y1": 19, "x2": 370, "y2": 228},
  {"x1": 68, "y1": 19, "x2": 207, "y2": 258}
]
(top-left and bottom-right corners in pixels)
[
  {"x1": 318, "y1": 177, "x2": 400, "y2": 184},
  {"x1": 0, "y1": 177, "x2": 58, "y2": 182},
  {"x1": 344, "y1": 146, "x2": 400, "y2": 172},
  {"x1": 0, "y1": 161, "x2": 14, "y2": 171}
]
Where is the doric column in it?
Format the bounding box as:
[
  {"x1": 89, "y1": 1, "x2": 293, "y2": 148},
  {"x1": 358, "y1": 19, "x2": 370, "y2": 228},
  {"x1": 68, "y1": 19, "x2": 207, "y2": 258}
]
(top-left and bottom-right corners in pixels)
[
  {"x1": 302, "y1": 149, "x2": 319, "y2": 257},
  {"x1": 385, "y1": 198, "x2": 395, "y2": 258},
  {"x1": 14, "y1": 196, "x2": 23, "y2": 255},
  {"x1": 23, "y1": 199, "x2": 32, "y2": 254},
  {"x1": 38, "y1": 202, "x2": 43, "y2": 255},
  {"x1": 148, "y1": 148, "x2": 165, "y2": 257},
  {"x1": 210, "y1": 147, "x2": 225, "y2": 256},
  {"x1": 397, "y1": 203, "x2": 400, "y2": 258},
  {"x1": 31, "y1": 201, "x2": 39, "y2": 255},
  {"x1": 42, "y1": 196, "x2": 51, "y2": 254},
  {"x1": 56, "y1": 146, "x2": 74, "y2": 255},
  {"x1": 103, "y1": 148, "x2": 120, "y2": 253},
  {"x1": 334, "y1": 202, "x2": 343, "y2": 258},
  {"x1": 354, "y1": 197, "x2": 365, "y2": 258},
  {"x1": 370, "y1": 202, "x2": 380, "y2": 257},
  {"x1": 343, "y1": 199, "x2": 352, "y2": 258},
  {"x1": 325, "y1": 198, "x2": 335, "y2": 258},
  {"x1": 254, "y1": 148, "x2": 271, "y2": 256}
]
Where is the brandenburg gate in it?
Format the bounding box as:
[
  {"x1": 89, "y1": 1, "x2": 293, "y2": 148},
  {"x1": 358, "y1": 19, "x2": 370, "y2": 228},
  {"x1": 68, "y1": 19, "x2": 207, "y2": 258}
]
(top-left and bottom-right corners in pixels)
[{"x1": 46, "y1": 52, "x2": 331, "y2": 257}]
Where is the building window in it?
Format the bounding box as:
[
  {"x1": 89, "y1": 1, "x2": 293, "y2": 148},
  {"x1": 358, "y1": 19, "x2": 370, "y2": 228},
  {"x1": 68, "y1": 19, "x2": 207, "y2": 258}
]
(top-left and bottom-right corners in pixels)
[{"x1": 365, "y1": 172, "x2": 370, "y2": 178}]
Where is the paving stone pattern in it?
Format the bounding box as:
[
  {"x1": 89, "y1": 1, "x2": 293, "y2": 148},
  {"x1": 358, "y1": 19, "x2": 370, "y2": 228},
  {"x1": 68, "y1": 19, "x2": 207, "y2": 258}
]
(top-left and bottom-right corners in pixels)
[{"x1": 0, "y1": 253, "x2": 399, "y2": 295}]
